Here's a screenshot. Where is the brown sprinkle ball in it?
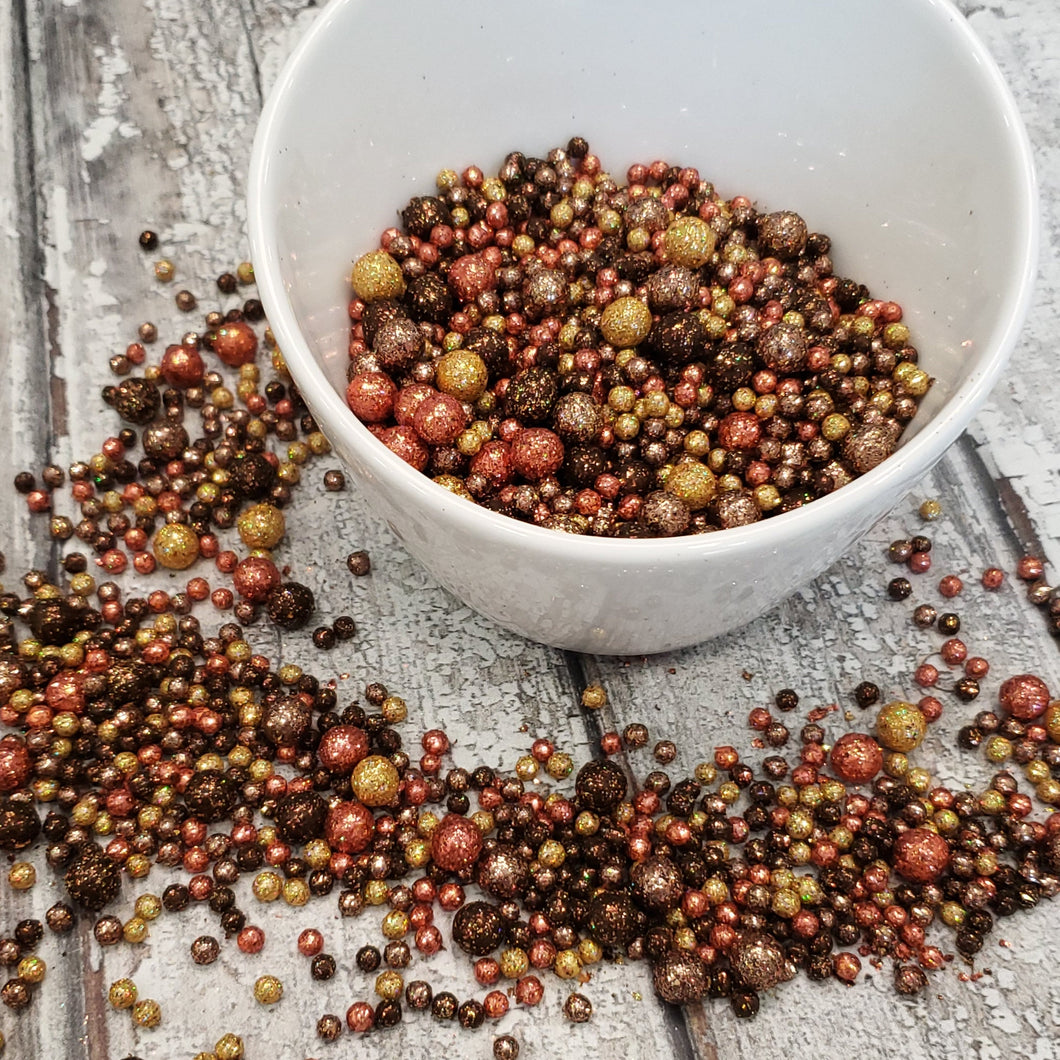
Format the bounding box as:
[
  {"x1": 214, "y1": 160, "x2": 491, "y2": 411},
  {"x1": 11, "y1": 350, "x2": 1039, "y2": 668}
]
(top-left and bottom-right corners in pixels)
[
  {"x1": 317, "y1": 1013, "x2": 343, "y2": 1041},
  {"x1": 65, "y1": 848, "x2": 121, "y2": 911},
  {"x1": 1017, "y1": 554, "x2": 1045, "y2": 581},
  {"x1": 191, "y1": 936, "x2": 220, "y2": 965},
  {"x1": 312, "y1": 626, "x2": 337, "y2": 650},
  {"x1": 45, "y1": 904, "x2": 74, "y2": 935},
  {"x1": 493, "y1": 1035, "x2": 520, "y2": 1060},
  {"x1": 266, "y1": 581, "x2": 315, "y2": 630},
  {"x1": 563, "y1": 992, "x2": 593, "y2": 1023},
  {"x1": 217, "y1": 271, "x2": 239, "y2": 294},
  {"x1": 853, "y1": 681, "x2": 880, "y2": 709},
  {"x1": 894, "y1": 965, "x2": 929, "y2": 996},
  {"x1": 346, "y1": 549, "x2": 371, "y2": 576},
  {"x1": 451, "y1": 902, "x2": 506, "y2": 957},
  {"x1": 652, "y1": 949, "x2": 710, "y2": 1005},
  {"x1": 1, "y1": 979, "x2": 30, "y2": 1011},
  {"x1": 623, "y1": 722, "x2": 649, "y2": 748},
  {"x1": 729, "y1": 930, "x2": 786, "y2": 992}
]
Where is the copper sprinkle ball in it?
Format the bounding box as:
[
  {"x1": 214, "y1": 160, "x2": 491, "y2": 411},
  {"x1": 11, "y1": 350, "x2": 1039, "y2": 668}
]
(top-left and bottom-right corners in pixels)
[{"x1": 0, "y1": 139, "x2": 1057, "y2": 1056}]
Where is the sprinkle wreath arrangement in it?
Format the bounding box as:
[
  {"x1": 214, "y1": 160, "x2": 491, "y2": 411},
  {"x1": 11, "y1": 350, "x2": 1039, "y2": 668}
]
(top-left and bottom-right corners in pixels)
[
  {"x1": 345, "y1": 139, "x2": 930, "y2": 537},
  {"x1": 0, "y1": 161, "x2": 1058, "y2": 1058}
]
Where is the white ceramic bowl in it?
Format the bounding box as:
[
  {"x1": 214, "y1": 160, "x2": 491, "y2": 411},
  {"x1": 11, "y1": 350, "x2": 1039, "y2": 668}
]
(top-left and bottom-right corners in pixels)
[{"x1": 248, "y1": 0, "x2": 1037, "y2": 655}]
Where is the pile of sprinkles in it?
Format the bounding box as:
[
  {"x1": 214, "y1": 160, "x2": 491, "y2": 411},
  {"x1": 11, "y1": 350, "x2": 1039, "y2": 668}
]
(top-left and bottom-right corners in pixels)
[
  {"x1": 345, "y1": 140, "x2": 931, "y2": 537},
  {"x1": 0, "y1": 166, "x2": 1059, "y2": 1060}
]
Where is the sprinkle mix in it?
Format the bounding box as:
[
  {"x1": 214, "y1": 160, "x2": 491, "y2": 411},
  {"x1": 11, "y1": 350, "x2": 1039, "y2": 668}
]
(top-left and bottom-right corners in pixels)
[{"x1": 0, "y1": 146, "x2": 1057, "y2": 1059}]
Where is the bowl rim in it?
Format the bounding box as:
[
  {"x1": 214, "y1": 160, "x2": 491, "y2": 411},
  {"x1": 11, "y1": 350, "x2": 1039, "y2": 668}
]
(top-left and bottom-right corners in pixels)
[{"x1": 248, "y1": 0, "x2": 1039, "y2": 565}]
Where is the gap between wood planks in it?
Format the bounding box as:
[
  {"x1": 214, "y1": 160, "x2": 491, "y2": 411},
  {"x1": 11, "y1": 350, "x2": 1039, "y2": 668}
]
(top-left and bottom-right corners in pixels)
[
  {"x1": 960, "y1": 430, "x2": 1059, "y2": 578},
  {"x1": 0, "y1": 4, "x2": 93, "y2": 1058}
]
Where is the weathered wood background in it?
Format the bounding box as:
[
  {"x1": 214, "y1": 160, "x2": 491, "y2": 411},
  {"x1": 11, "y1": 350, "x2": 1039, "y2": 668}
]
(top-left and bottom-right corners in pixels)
[{"x1": 0, "y1": 1, "x2": 1058, "y2": 1058}]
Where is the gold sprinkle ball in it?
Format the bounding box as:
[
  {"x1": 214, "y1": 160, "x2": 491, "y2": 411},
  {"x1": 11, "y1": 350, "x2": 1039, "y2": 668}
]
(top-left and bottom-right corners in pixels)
[
  {"x1": 17, "y1": 956, "x2": 46, "y2": 984},
  {"x1": 381, "y1": 695, "x2": 408, "y2": 724},
  {"x1": 663, "y1": 215, "x2": 717, "y2": 267},
  {"x1": 546, "y1": 752, "x2": 574, "y2": 779},
  {"x1": 435, "y1": 349, "x2": 488, "y2": 402},
  {"x1": 283, "y1": 878, "x2": 310, "y2": 907},
  {"x1": 151, "y1": 523, "x2": 200, "y2": 570},
  {"x1": 515, "y1": 755, "x2": 538, "y2": 781},
  {"x1": 123, "y1": 916, "x2": 149, "y2": 944},
  {"x1": 554, "y1": 948, "x2": 582, "y2": 979},
  {"x1": 253, "y1": 974, "x2": 284, "y2": 1005},
  {"x1": 351, "y1": 754, "x2": 400, "y2": 806},
  {"x1": 215, "y1": 1033, "x2": 246, "y2": 1060},
  {"x1": 1044, "y1": 701, "x2": 1060, "y2": 743},
  {"x1": 876, "y1": 700, "x2": 927, "y2": 752},
  {"x1": 382, "y1": 910, "x2": 410, "y2": 939},
  {"x1": 131, "y1": 998, "x2": 162, "y2": 1028},
  {"x1": 432, "y1": 474, "x2": 473, "y2": 500},
  {"x1": 108, "y1": 977, "x2": 138, "y2": 1009},
  {"x1": 134, "y1": 893, "x2": 163, "y2": 921},
  {"x1": 500, "y1": 947, "x2": 530, "y2": 978},
  {"x1": 375, "y1": 969, "x2": 404, "y2": 1000},
  {"x1": 599, "y1": 296, "x2": 652, "y2": 347},
  {"x1": 236, "y1": 502, "x2": 286, "y2": 550},
  {"x1": 350, "y1": 250, "x2": 405, "y2": 301},
  {"x1": 253, "y1": 870, "x2": 283, "y2": 902},
  {"x1": 8, "y1": 862, "x2": 36, "y2": 890},
  {"x1": 664, "y1": 461, "x2": 717, "y2": 510},
  {"x1": 581, "y1": 685, "x2": 607, "y2": 710}
]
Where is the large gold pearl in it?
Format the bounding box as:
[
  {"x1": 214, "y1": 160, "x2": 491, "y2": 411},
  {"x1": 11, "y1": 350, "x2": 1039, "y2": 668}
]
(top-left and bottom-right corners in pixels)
[
  {"x1": 435, "y1": 349, "x2": 488, "y2": 402},
  {"x1": 151, "y1": 524, "x2": 200, "y2": 570},
  {"x1": 237, "y1": 503, "x2": 286, "y2": 550},
  {"x1": 599, "y1": 296, "x2": 652, "y2": 348},
  {"x1": 664, "y1": 461, "x2": 716, "y2": 510},
  {"x1": 663, "y1": 215, "x2": 716, "y2": 268},
  {"x1": 350, "y1": 251, "x2": 405, "y2": 302},
  {"x1": 351, "y1": 755, "x2": 400, "y2": 807},
  {"x1": 876, "y1": 700, "x2": 927, "y2": 752}
]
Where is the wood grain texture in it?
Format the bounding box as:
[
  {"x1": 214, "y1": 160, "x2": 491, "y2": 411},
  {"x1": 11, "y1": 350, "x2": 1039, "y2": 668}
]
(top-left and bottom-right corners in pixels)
[
  {"x1": 957, "y1": 0, "x2": 1060, "y2": 570},
  {"x1": 0, "y1": 1, "x2": 55, "y2": 576},
  {"x1": 0, "y1": 1, "x2": 1057, "y2": 1058}
]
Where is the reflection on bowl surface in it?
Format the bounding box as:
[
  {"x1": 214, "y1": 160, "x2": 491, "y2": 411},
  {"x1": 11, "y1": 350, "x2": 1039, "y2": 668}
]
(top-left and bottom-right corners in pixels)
[{"x1": 248, "y1": 0, "x2": 1037, "y2": 654}]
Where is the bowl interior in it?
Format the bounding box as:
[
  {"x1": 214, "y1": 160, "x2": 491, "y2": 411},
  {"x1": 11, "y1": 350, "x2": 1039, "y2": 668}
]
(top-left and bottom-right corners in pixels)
[{"x1": 253, "y1": 0, "x2": 1034, "y2": 452}]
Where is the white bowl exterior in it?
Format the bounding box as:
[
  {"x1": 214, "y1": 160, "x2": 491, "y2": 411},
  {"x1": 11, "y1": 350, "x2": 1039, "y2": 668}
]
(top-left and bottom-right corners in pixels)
[{"x1": 249, "y1": 0, "x2": 1037, "y2": 654}]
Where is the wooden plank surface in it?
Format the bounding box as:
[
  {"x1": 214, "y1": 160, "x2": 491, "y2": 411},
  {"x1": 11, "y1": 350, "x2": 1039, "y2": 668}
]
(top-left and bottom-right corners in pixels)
[
  {"x1": 962, "y1": 0, "x2": 1060, "y2": 573},
  {"x1": 0, "y1": 1, "x2": 1057, "y2": 1059}
]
